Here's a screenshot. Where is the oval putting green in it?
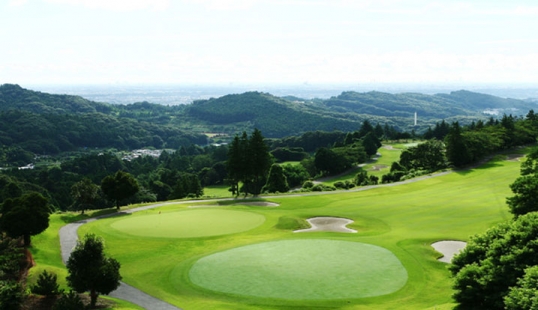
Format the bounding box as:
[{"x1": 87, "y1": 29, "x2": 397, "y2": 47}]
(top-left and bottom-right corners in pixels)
[
  {"x1": 189, "y1": 239, "x2": 408, "y2": 300},
  {"x1": 110, "y1": 209, "x2": 265, "y2": 238}
]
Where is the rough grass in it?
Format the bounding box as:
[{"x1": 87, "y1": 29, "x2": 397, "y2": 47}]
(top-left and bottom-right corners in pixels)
[
  {"x1": 31, "y1": 146, "x2": 525, "y2": 309},
  {"x1": 74, "y1": 152, "x2": 520, "y2": 309}
]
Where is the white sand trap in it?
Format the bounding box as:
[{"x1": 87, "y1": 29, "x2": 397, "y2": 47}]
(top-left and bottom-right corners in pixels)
[
  {"x1": 234, "y1": 202, "x2": 280, "y2": 207},
  {"x1": 294, "y1": 217, "x2": 357, "y2": 233},
  {"x1": 432, "y1": 241, "x2": 467, "y2": 263}
]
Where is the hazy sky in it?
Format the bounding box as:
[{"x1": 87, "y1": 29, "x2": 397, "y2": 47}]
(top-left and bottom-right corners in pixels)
[{"x1": 1, "y1": 0, "x2": 538, "y2": 85}]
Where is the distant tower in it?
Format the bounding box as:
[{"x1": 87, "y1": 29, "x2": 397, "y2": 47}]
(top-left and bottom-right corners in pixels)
[{"x1": 414, "y1": 112, "x2": 417, "y2": 126}]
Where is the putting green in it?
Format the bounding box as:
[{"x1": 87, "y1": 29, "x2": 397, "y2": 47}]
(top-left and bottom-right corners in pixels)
[
  {"x1": 110, "y1": 209, "x2": 265, "y2": 238},
  {"x1": 189, "y1": 239, "x2": 408, "y2": 300}
]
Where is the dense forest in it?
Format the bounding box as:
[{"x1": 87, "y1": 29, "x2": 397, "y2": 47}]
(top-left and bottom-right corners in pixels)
[{"x1": 2, "y1": 84, "x2": 537, "y2": 162}]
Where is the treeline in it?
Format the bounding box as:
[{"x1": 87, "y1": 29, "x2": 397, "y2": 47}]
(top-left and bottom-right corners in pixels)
[
  {"x1": 0, "y1": 110, "x2": 205, "y2": 163},
  {"x1": 0, "y1": 143, "x2": 230, "y2": 211},
  {"x1": 381, "y1": 111, "x2": 538, "y2": 184}
]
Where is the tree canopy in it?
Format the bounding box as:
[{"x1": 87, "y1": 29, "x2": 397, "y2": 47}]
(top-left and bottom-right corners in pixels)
[
  {"x1": 0, "y1": 192, "x2": 51, "y2": 246},
  {"x1": 66, "y1": 233, "x2": 121, "y2": 308}
]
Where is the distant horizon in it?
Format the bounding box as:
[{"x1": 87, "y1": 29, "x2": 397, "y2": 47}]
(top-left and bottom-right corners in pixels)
[{"x1": 11, "y1": 82, "x2": 538, "y2": 105}]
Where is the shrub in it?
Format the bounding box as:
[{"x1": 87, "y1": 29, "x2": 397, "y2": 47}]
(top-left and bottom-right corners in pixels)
[
  {"x1": 302, "y1": 180, "x2": 314, "y2": 189},
  {"x1": 53, "y1": 290, "x2": 85, "y2": 310},
  {"x1": 31, "y1": 270, "x2": 61, "y2": 296},
  {"x1": 0, "y1": 280, "x2": 26, "y2": 310}
]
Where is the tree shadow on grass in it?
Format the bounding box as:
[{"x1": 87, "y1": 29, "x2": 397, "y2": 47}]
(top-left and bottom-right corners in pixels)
[{"x1": 59, "y1": 208, "x2": 126, "y2": 224}]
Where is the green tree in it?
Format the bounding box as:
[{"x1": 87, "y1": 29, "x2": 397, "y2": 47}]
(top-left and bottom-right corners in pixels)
[
  {"x1": 450, "y1": 212, "x2": 538, "y2": 310},
  {"x1": 445, "y1": 121, "x2": 471, "y2": 167},
  {"x1": 70, "y1": 178, "x2": 100, "y2": 214},
  {"x1": 504, "y1": 266, "x2": 538, "y2": 310},
  {"x1": 507, "y1": 148, "x2": 538, "y2": 216},
  {"x1": 263, "y1": 164, "x2": 289, "y2": 193},
  {"x1": 101, "y1": 171, "x2": 139, "y2": 210},
  {"x1": 247, "y1": 128, "x2": 272, "y2": 195},
  {"x1": 0, "y1": 192, "x2": 51, "y2": 246},
  {"x1": 66, "y1": 233, "x2": 121, "y2": 308}
]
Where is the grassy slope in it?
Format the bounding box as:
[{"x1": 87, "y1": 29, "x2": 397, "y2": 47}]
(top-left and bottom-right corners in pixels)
[
  {"x1": 28, "y1": 211, "x2": 144, "y2": 310},
  {"x1": 74, "y1": 151, "x2": 522, "y2": 309}
]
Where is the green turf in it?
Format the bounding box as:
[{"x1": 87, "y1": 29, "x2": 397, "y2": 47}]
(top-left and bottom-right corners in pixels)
[
  {"x1": 109, "y1": 209, "x2": 266, "y2": 238},
  {"x1": 50, "y1": 148, "x2": 527, "y2": 309},
  {"x1": 189, "y1": 239, "x2": 407, "y2": 299}
]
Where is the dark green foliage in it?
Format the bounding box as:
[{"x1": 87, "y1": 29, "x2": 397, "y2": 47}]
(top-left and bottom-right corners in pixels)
[
  {"x1": 507, "y1": 148, "x2": 538, "y2": 217},
  {"x1": 31, "y1": 269, "x2": 61, "y2": 296},
  {"x1": 186, "y1": 92, "x2": 358, "y2": 137},
  {"x1": 445, "y1": 122, "x2": 471, "y2": 167},
  {"x1": 70, "y1": 178, "x2": 100, "y2": 214},
  {"x1": 504, "y1": 266, "x2": 538, "y2": 310},
  {"x1": 450, "y1": 213, "x2": 538, "y2": 310},
  {"x1": 0, "y1": 236, "x2": 24, "y2": 282},
  {"x1": 53, "y1": 290, "x2": 85, "y2": 310},
  {"x1": 0, "y1": 280, "x2": 26, "y2": 310},
  {"x1": 0, "y1": 192, "x2": 51, "y2": 246},
  {"x1": 66, "y1": 234, "x2": 121, "y2": 308},
  {"x1": 226, "y1": 129, "x2": 273, "y2": 196},
  {"x1": 302, "y1": 180, "x2": 314, "y2": 189},
  {"x1": 101, "y1": 171, "x2": 139, "y2": 209},
  {"x1": 168, "y1": 173, "x2": 203, "y2": 199},
  {"x1": 354, "y1": 170, "x2": 378, "y2": 186},
  {"x1": 270, "y1": 147, "x2": 308, "y2": 162},
  {"x1": 333, "y1": 180, "x2": 356, "y2": 189},
  {"x1": 263, "y1": 164, "x2": 289, "y2": 193},
  {"x1": 281, "y1": 164, "x2": 310, "y2": 188}
]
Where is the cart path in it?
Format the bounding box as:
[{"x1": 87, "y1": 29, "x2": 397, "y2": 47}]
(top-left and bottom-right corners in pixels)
[{"x1": 58, "y1": 156, "x2": 496, "y2": 309}]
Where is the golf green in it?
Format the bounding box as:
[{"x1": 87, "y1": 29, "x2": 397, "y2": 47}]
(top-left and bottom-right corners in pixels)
[
  {"x1": 110, "y1": 209, "x2": 265, "y2": 238},
  {"x1": 189, "y1": 239, "x2": 408, "y2": 300}
]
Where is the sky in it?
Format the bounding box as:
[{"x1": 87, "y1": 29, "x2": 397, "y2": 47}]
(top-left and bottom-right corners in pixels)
[{"x1": 1, "y1": 0, "x2": 538, "y2": 86}]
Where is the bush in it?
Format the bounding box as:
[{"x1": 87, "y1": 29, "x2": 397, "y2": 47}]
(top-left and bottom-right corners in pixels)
[
  {"x1": 53, "y1": 290, "x2": 85, "y2": 310},
  {"x1": 302, "y1": 180, "x2": 314, "y2": 189},
  {"x1": 31, "y1": 270, "x2": 61, "y2": 296},
  {"x1": 0, "y1": 280, "x2": 26, "y2": 310},
  {"x1": 311, "y1": 184, "x2": 336, "y2": 192}
]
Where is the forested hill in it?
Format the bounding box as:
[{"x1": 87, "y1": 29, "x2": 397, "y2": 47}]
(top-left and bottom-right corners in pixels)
[
  {"x1": 185, "y1": 92, "x2": 359, "y2": 137},
  {"x1": 323, "y1": 90, "x2": 536, "y2": 119},
  {"x1": 1, "y1": 84, "x2": 536, "y2": 161},
  {"x1": 0, "y1": 84, "x2": 112, "y2": 114},
  {"x1": 0, "y1": 84, "x2": 205, "y2": 159}
]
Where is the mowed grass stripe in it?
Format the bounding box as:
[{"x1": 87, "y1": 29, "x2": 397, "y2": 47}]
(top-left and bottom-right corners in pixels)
[{"x1": 73, "y1": 152, "x2": 523, "y2": 309}]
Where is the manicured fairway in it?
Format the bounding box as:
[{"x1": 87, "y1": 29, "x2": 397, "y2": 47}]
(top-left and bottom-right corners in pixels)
[
  {"x1": 189, "y1": 239, "x2": 408, "y2": 299},
  {"x1": 110, "y1": 209, "x2": 265, "y2": 238},
  {"x1": 70, "y1": 149, "x2": 527, "y2": 309}
]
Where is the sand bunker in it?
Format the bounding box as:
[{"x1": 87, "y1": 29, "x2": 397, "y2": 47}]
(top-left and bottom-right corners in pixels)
[
  {"x1": 295, "y1": 217, "x2": 357, "y2": 233},
  {"x1": 431, "y1": 241, "x2": 467, "y2": 263}
]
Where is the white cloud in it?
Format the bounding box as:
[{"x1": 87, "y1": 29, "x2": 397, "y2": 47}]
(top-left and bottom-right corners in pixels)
[{"x1": 44, "y1": 0, "x2": 170, "y2": 11}]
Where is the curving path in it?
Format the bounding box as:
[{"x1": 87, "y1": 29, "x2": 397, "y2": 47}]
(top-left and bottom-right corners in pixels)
[
  {"x1": 59, "y1": 203, "x2": 184, "y2": 310},
  {"x1": 58, "y1": 162, "x2": 474, "y2": 309}
]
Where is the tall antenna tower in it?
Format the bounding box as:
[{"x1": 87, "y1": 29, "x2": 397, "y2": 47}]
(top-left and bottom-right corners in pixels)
[{"x1": 414, "y1": 112, "x2": 417, "y2": 126}]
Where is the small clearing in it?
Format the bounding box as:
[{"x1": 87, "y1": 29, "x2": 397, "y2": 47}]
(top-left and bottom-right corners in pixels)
[
  {"x1": 294, "y1": 217, "x2": 357, "y2": 233},
  {"x1": 431, "y1": 241, "x2": 467, "y2": 263}
]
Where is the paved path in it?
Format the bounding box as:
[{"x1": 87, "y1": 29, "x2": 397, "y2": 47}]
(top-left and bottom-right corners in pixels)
[
  {"x1": 59, "y1": 203, "x2": 183, "y2": 310},
  {"x1": 58, "y1": 165, "x2": 457, "y2": 309}
]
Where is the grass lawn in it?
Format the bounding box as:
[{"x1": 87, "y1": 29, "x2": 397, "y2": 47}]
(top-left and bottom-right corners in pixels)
[
  {"x1": 28, "y1": 210, "x2": 144, "y2": 310},
  {"x1": 110, "y1": 208, "x2": 265, "y2": 238},
  {"x1": 71, "y1": 150, "x2": 523, "y2": 309},
  {"x1": 189, "y1": 239, "x2": 407, "y2": 299}
]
